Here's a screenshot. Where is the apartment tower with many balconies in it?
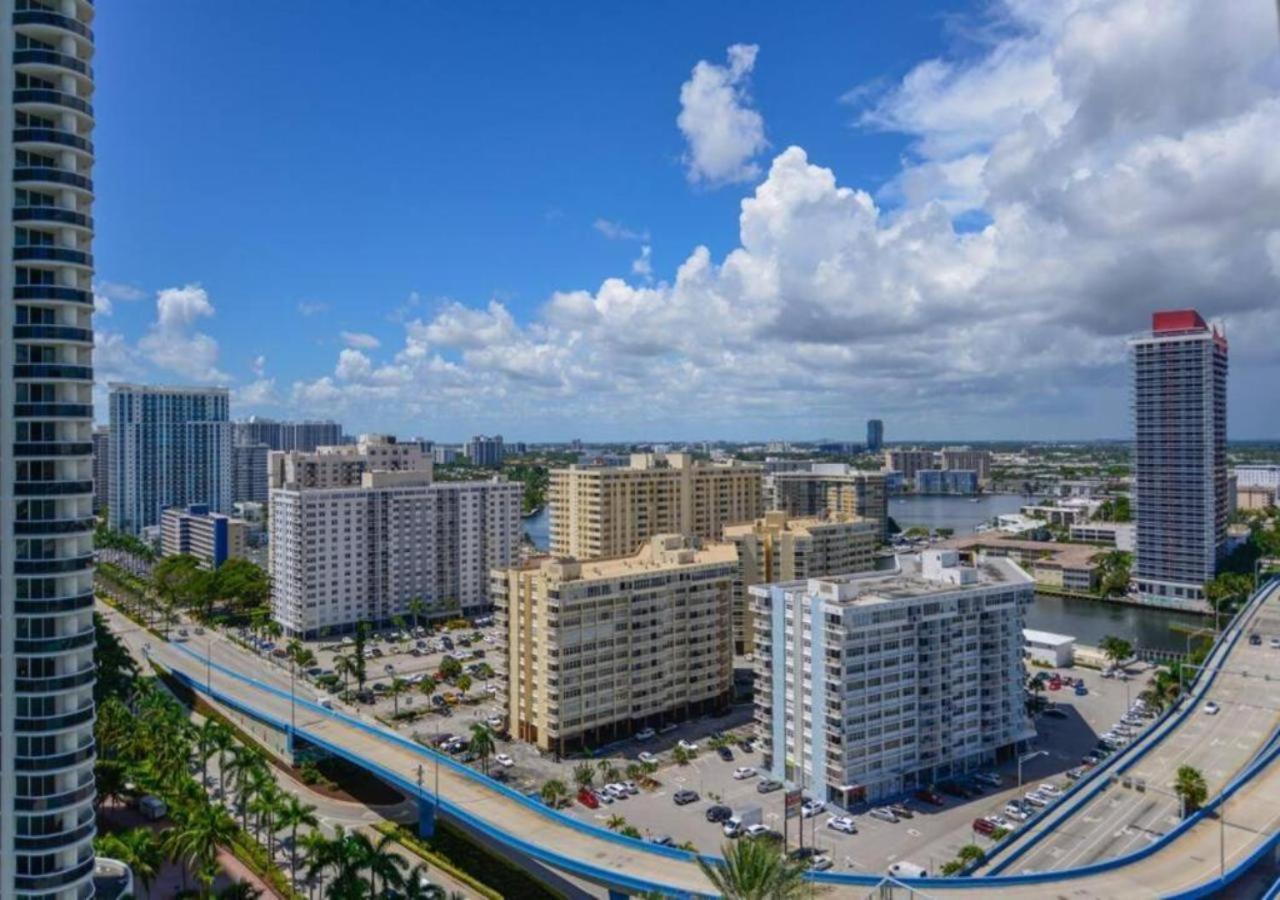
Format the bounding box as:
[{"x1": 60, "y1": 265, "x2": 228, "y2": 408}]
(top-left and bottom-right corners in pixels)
[
  {"x1": 1130, "y1": 309, "x2": 1228, "y2": 609},
  {"x1": 1, "y1": 0, "x2": 99, "y2": 894}
]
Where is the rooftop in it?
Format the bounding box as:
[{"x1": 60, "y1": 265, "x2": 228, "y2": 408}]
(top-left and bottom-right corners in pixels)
[
  {"x1": 519, "y1": 534, "x2": 738, "y2": 582},
  {"x1": 940, "y1": 534, "x2": 1101, "y2": 569}
]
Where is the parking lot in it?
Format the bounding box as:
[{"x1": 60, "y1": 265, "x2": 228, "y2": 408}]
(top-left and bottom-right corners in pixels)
[{"x1": 553, "y1": 664, "x2": 1145, "y2": 876}]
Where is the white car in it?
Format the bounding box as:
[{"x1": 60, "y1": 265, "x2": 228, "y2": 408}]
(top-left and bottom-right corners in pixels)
[
  {"x1": 733, "y1": 766, "x2": 758, "y2": 780},
  {"x1": 723, "y1": 817, "x2": 745, "y2": 838},
  {"x1": 986, "y1": 815, "x2": 1012, "y2": 829},
  {"x1": 826, "y1": 815, "x2": 858, "y2": 834},
  {"x1": 802, "y1": 799, "x2": 826, "y2": 818},
  {"x1": 1003, "y1": 804, "x2": 1029, "y2": 821},
  {"x1": 637, "y1": 751, "x2": 659, "y2": 765},
  {"x1": 623, "y1": 780, "x2": 639, "y2": 795},
  {"x1": 1203, "y1": 701, "x2": 1220, "y2": 715},
  {"x1": 1023, "y1": 792, "x2": 1048, "y2": 808},
  {"x1": 744, "y1": 824, "x2": 771, "y2": 839},
  {"x1": 494, "y1": 753, "x2": 514, "y2": 768},
  {"x1": 605, "y1": 783, "x2": 629, "y2": 799},
  {"x1": 810, "y1": 855, "x2": 833, "y2": 872},
  {"x1": 635, "y1": 727, "x2": 656, "y2": 742},
  {"x1": 485, "y1": 715, "x2": 504, "y2": 728},
  {"x1": 1038, "y1": 783, "x2": 1062, "y2": 797},
  {"x1": 1270, "y1": 637, "x2": 1280, "y2": 649},
  {"x1": 677, "y1": 739, "x2": 699, "y2": 753},
  {"x1": 868, "y1": 807, "x2": 899, "y2": 823}
]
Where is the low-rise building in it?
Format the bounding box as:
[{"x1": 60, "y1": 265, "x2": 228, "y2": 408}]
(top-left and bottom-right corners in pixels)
[
  {"x1": 752, "y1": 550, "x2": 1035, "y2": 805},
  {"x1": 1069, "y1": 522, "x2": 1135, "y2": 551},
  {"x1": 1236, "y1": 485, "x2": 1278, "y2": 512},
  {"x1": 493, "y1": 535, "x2": 737, "y2": 755},
  {"x1": 723, "y1": 511, "x2": 877, "y2": 654},
  {"x1": 941, "y1": 535, "x2": 1101, "y2": 594},
  {"x1": 1023, "y1": 629, "x2": 1075, "y2": 667},
  {"x1": 160, "y1": 504, "x2": 249, "y2": 569}
]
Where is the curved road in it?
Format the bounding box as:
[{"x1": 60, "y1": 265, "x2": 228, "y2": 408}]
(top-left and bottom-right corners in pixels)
[{"x1": 106, "y1": 582, "x2": 1280, "y2": 898}]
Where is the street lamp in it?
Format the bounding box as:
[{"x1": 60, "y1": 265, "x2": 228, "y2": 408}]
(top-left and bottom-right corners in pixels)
[{"x1": 1018, "y1": 750, "x2": 1049, "y2": 787}]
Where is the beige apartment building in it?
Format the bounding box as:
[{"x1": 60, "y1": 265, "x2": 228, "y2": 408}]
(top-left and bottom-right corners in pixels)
[
  {"x1": 940, "y1": 448, "x2": 993, "y2": 485},
  {"x1": 884, "y1": 448, "x2": 936, "y2": 482},
  {"x1": 160, "y1": 504, "x2": 249, "y2": 569},
  {"x1": 723, "y1": 511, "x2": 877, "y2": 653},
  {"x1": 267, "y1": 433, "x2": 429, "y2": 491},
  {"x1": 549, "y1": 452, "x2": 762, "y2": 558},
  {"x1": 493, "y1": 534, "x2": 737, "y2": 754},
  {"x1": 771, "y1": 465, "x2": 889, "y2": 540}
]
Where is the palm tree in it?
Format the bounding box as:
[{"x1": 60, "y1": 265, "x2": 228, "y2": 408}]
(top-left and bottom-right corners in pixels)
[
  {"x1": 249, "y1": 780, "x2": 284, "y2": 856},
  {"x1": 673, "y1": 745, "x2": 692, "y2": 766},
  {"x1": 1099, "y1": 634, "x2": 1134, "y2": 672},
  {"x1": 388, "y1": 677, "x2": 412, "y2": 718},
  {"x1": 348, "y1": 829, "x2": 407, "y2": 898},
  {"x1": 606, "y1": 814, "x2": 627, "y2": 831},
  {"x1": 94, "y1": 759, "x2": 129, "y2": 817},
  {"x1": 333, "y1": 653, "x2": 356, "y2": 697},
  {"x1": 417, "y1": 675, "x2": 438, "y2": 701},
  {"x1": 625, "y1": 763, "x2": 644, "y2": 785},
  {"x1": 276, "y1": 795, "x2": 319, "y2": 886},
  {"x1": 216, "y1": 883, "x2": 264, "y2": 900},
  {"x1": 408, "y1": 598, "x2": 426, "y2": 632},
  {"x1": 164, "y1": 800, "x2": 239, "y2": 895},
  {"x1": 195, "y1": 719, "x2": 227, "y2": 788},
  {"x1": 698, "y1": 839, "x2": 817, "y2": 899},
  {"x1": 1174, "y1": 765, "x2": 1208, "y2": 816},
  {"x1": 540, "y1": 778, "x2": 569, "y2": 807},
  {"x1": 300, "y1": 828, "x2": 340, "y2": 896},
  {"x1": 468, "y1": 723, "x2": 496, "y2": 775},
  {"x1": 596, "y1": 758, "x2": 611, "y2": 782},
  {"x1": 455, "y1": 673, "x2": 473, "y2": 700},
  {"x1": 604, "y1": 764, "x2": 622, "y2": 783},
  {"x1": 401, "y1": 865, "x2": 437, "y2": 900},
  {"x1": 957, "y1": 844, "x2": 985, "y2": 865},
  {"x1": 244, "y1": 765, "x2": 278, "y2": 839},
  {"x1": 573, "y1": 762, "x2": 595, "y2": 791},
  {"x1": 95, "y1": 827, "x2": 164, "y2": 898}
]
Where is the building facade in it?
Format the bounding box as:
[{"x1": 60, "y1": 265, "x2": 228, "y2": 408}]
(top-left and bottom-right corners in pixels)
[
  {"x1": 549, "y1": 453, "x2": 762, "y2": 559},
  {"x1": 2, "y1": 1, "x2": 100, "y2": 892},
  {"x1": 233, "y1": 417, "x2": 342, "y2": 452},
  {"x1": 269, "y1": 445, "x2": 520, "y2": 636},
  {"x1": 771, "y1": 465, "x2": 888, "y2": 540},
  {"x1": 723, "y1": 511, "x2": 877, "y2": 654},
  {"x1": 91, "y1": 424, "x2": 107, "y2": 514},
  {"x1": 1130, "y1": 310, "x2": 1228, "y2": 608},
  {"x1": 866, "y1": 419, "x2": 884, "y2": 454},
  {"x1": 108, "y1": 384, "x2": 231, "y2": 535},
  {"x1": 939, "y1": 448, "x2": 991, "y2": 485},
  {"x1": 1234, "y1": 466, "x2": 1280, "y2": 492},
  {"x1": 231, "y1": 442, "x2": 269, "y2": 505},
  {"x1": 160, "y1": 504, "x2": 248, "y2": 569},
  {"x1": 752, "y1": 551, "x2": 1034, "y2": 806},
  {"x1": 493, "y1": 535, "x2": 737, "y2": 754},
  {"x1": 883, "y1": 449, "x2": 936, "y2": 484},
  {"x1": 464, "y1": 433, "x2": 504, "y2": 468},
  {"x1": 1069, "y1": 522, "x2": 1136, "y2": 551},
  {"x1": 916, "y1": 469, "x2": 978, "y2": 496}
]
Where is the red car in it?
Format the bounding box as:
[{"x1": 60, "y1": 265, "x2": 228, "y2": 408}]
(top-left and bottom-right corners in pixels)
[
  {"x1": 972, "y1": 818, "x2": 997, "y2": 836},
  {"x1": 915, "y1": 789, "x2": 945, "y2": 806},
  {"x1": 578, "y1": 788, "x2": 599, "y2": 809}
]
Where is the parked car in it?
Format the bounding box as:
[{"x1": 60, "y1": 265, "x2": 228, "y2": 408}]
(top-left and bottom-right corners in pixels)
[
  {"x1": 635, "y1": 727, "x2": 656, "y2": 742},
  {"x1": 677, "y1": 739, "x2": 699, "y2": 753},
  {"x1": 938, "y1": 781, "x2": 973, "y2": 799},
  {"x1": 605, "y1": 783, "x2": 629, "y2": 800},
  {"x1": 578, "y1": 788, "x2": 599, "y2": 809},
  {"x1": 592, "y1": 789, "x2": 613, "y2": 805},
  {"x1": 738, "y1": 740, "x2": 755, "y2": 753},
  {"x1": 1271, "y1": 636, "x2": 1280, "y2": 649},
  {"x1": 623, "y1": 780, "x2": 639, "y2": 795},
  {"x1": 658, "y1": 722, "x2": 679, "y2": 734},
  {"x1": 757, "y1": 779, "x2": 783, "y2": 794},
  {"x1": 1023, "y1": 792, "x2": 1048, "y2": 808},
  {"x1": 802, "y1": 799, "x2": 826, "y2": 818},
  {"x1": 973, "y1": 772, "x2": 1003, "y2": 788},
  {"x1": 827, "y1": 815, "x2": 858, "y2": 834},
  {"x1": 705, "y1": 805, "x2": 733, "y2": 823},
  {"x1": 673, "y1": 789, "x2": 700, "y2": 805},
  {"x1": 1038, "y1": 783, "x2": 1062, "y2": 797},
  {"x1": 723, "y1": 817, "x2": 745, "y2": 838},
  {"x1": 1065, "y1": 767, "x2": 1087, "y2": 780},
  {"x1": 809, "y1": 855, "x2": 833, "y2": 872},
  {"x1": 1003, "y1": 804, "x2": 1029, "y2": 821},
  {"x1": 1203, "y1": 701, "x2": 1221, "y2": 715},
  {"x1": 637, "y1": 751, "x2": 659, "y2": 765},
  {"x1": 1250, "y1": 633, "x2": 1262, "y2": 646},
  {"x1": 973, "y1": 818, "x2": 997, "y2": 836},
  {"x1": 744, "y1": 824, "x2": 772, "y2": 840},
  {"x1": 733, "y1": 766, "x2": 758, "y2": 780},
  {"x1": 494, "y1": 753, "x2": 514, "y2": 768},
  {"x1": 915, "y1": 789, "x2": 945, "y2": 806},
  {"x1": 868, "y1": 807, "x2": 899, "y2": 823},
  {"x1": 717, "y1": 746, "x2": 734, "y2": 762}
]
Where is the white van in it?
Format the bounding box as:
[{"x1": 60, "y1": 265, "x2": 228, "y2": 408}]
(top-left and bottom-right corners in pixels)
[
  {"x1": 888, "y1": 861, "x2": 928, "y2": 879},
  {"x1": 316, "y1": 694, "x2": 333, "y2": 709}
]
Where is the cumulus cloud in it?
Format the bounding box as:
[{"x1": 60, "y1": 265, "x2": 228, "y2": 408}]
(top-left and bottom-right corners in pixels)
[
  {"x1": 290, "y1": 0, "x2": 1280, "y2": 436},
  {"x1": 594, "y1": 218, "x2": 649, "y2": 242},
  {"x1": 296, "y1": 300, "x2": 329, "y2": 317},
  {"x1": 677, "y1": 44, "x2": 768, "y2": 185},
  {"x1": 137, "y1": 284, "x2": 230, "y2": 383},
  {"x1": 341, "y1": 331, "x2": 381, "y2": 350}
]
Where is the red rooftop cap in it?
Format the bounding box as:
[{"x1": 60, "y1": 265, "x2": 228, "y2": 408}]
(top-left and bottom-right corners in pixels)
[{"x1": 1152, "y1": 309, "x2": 1207, "y2": 333}]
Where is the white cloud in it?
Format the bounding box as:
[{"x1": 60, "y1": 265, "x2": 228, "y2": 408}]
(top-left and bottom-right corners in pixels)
[
  {"x1": 95, "y1": 280, "x2": 146, "y2": 302},
  {"x1": 94, "y1": 293, "x2": 112, "y2": 317},
  {"x1": 594, "y1": 218, "x2": 649, "y2": 242},
  {"x1": 234, "y1": 378, "x2": 277, "y2": 406},
  {"x1": 297, "y1": 300, "x2": 329, "y2": 317},
  {"x1": 631, "y1": 244, "x2": 653, "y2": 280},
  {"x1": 341, "y1": 331, "x2": 381, "y2": 350},
  {"x1": 136, "y1": 284, "x2": 230, "y2": 383},
  {"x1": 251, "y1": 354, "x2": 267, "y2": 377},
  {"x1": 677, "y1": 44, "x2": 768, "y2": 185},
  {"x1": 288, "y1": 0, "x2": 1280, "y2": 437}
]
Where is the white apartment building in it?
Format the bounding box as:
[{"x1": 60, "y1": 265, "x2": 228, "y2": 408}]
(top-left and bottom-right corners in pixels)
[
  {"x1": 752, "y1": 550, "x2": 1035, "y2": 806},
  {"x1": 1069, "y1": 522, "x2": 1135, "y2": 551},
  {"x1": 1234, "y1": 465, "x2": 1280, "y2": 492},
  {"x1": 269, "y1": 444, "x2": 521, "y2": 636},
  {"x1": 2, "y1": 1, "x2": 100, "y2": 893},
  {"x1": 493, "y1": 534, "x2": 737, "y2": 755}
]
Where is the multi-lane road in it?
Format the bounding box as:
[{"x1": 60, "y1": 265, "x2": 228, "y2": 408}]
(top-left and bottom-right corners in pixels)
[{"x1": 105, "y1": 580, "x2": 1280, "y2": 898}]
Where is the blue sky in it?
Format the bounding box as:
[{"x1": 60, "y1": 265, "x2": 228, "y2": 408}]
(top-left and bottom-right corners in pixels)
[{"x1": 91, "y1": 1, "x2": 1280, "y2": 441}]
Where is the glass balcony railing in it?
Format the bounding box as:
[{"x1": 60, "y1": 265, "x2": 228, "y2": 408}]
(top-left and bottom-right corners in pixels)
[
  {"x1": 12, "y1": 47, "x2": 93, "y2": 78},
  {"x1": 12, "y1": 10, "x2": 94, "y2": 42},
  {"x1": 13, "y1": 364, "x2": 93, "y2": 381},
  {"x1": 12, "y1": 88, "x2": 93, "y2": 117},
  {"x1": 13, "y1": 324, "x2": 93, "y2": 343},
  {"x1": 13, "y1": 127, "x2": 93, "y2": 153},
  {"x1": 13, "y1": 246, "x2": 93, "y2": 266},
  {"x1": 13, "y1": 285, "x2": 93, "y2": 305}
]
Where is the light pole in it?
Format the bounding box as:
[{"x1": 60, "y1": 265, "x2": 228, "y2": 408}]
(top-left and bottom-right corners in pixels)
[{"x1": 1018, "y1": 750, "x2": 1048, "y2": 787}]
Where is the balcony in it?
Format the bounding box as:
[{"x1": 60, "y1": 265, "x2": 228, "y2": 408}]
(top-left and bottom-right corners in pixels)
[
  {"x1": 12, "y1": 87, "x2": 93, "y2": 117},
  {"x1": 13, "y1": 47, "x2": 93, "y2": 78},
  {"x1": 15, "y1": 703, "x2": 95, "y2": 732},
  {"x1": 14, "y1": 516, "x2": 97, "y2": 535},
  {"x1": 13, "y1": 166, "x2": 93, "y2": 192},
  {"x1": 12, "y1": 9, "x2": 94, "y2": 42},
  {"x1": 15, "y1": 480, "x2": 94, "y2": 497},
  {"x1": 13, "y1": 442, "x2": 94, "y2": 457},
  {"x1": 15, "y1": 666, "x2": 97, "y2": 694},
  {"x1": 13, "y1": 324, "x2": 93, "y2": 343},
  {"x1": 14, "y1": 555, "x2": 94, "y2": 576},
  {"x1": 13, "y1": 127, "x2": 93, "y2": 154},
  {"x1": 13, "y1": 285, "x2": 93, "y2": 305},
  {"x1": 14, "y1": 402, "x2": 94, "y2": 419},
  {"x1": 14, "y1": 743, "x2": 95, "y2": 776},
  {"x1": 13, "y1": 856, "x2": 95, "y2": 893},
  {"x1": 16, "y1": 592, "x2": 95, "y2": 615},
  {"x1": 13, "y1": 364, "x2": 93, "y2": 381},
  {"x1": 14, "y1": 818, "x2": 96, "y2": 852},
  {"x1": 14, "y1": 246, "x2": 93, "y2": 267}
]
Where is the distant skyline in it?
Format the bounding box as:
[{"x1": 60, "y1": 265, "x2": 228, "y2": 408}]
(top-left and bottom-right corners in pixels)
[{"x1": 92, "y1": 1, "x2": 1280, "y2": 441}]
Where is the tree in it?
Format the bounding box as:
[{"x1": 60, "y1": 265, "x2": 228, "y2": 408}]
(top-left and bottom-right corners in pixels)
[
  {"x1": 164, "y1": 800, "x2": 239, "y2": 895},
  {"x1": 389, "y1": 678, "x2": 410, "y2": 718},
  {"x1": 1099, "y1": 635, "x2": 1133, "y2": 671},
  {"x1": 417, "y1": 675, "x2": 438, "y2": 699},
  {"x1": 957, "y1": 844, "x2": 985, "y2": 865},
  {"x1": 673, "y1": 745, "x2": 692, "y2": 766},
  {"x1": 401, "y1": 865, "x2": 438, "y2": 900},
  {"x1": 1206, "y1": 572, "x2": 1253, "y2": 617},
  {"x1": 697, "y1": 838, "x2": 816, "y2": 899},
  {"x1": 1097, "y1": 550, "x2": 1133, "y2": 597},
  {"x1": 334, "y1": 653, "x2": 356, "y2": 695},
  {"x1": 353, "y1": 622, "x2": 370, "y2": 692},
  {"x1": 468, "y1": 723, "x2": 496, "y2": 775},
  {"x1": 196, "y1": 719, "x2": 229, "y2": 789},
  {"x1": 95, "y1": 827, "x2": 164, "y2": 897},
  {"x1": 540, "y1": 778, "x2": 569, "y2": 807},
  {"x1": 455, "y1": 673, "x2": 473, "y2": 699},
  {"x1": 348, "y1": 829, "x2": 407, "y2": 898},
  {"x1": 935, "y1": 527, "x2": 955, "y2": 540},
  {"x1": 276, "y1": 794, "x2": 319, "y2": 887},
  {"x1": 1174, "y1": 765, "x2": 1208, "y2": 816},
  {"x1": 573, "y1": 762, "x2": 596, "y2": 791},
  {"x1": 606, "y1": 814, "x2": 627, "y2": 831},
  {"x1": 439, "y1": 656, "x2": 462, "y2": 681},
  {"x1": 408, "y1": 598, "x2": 426, "y2": 632}
]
